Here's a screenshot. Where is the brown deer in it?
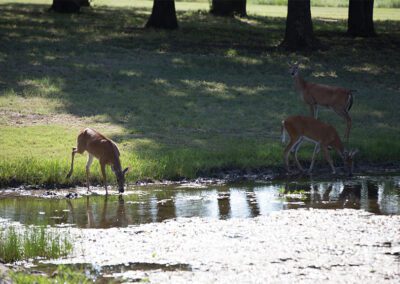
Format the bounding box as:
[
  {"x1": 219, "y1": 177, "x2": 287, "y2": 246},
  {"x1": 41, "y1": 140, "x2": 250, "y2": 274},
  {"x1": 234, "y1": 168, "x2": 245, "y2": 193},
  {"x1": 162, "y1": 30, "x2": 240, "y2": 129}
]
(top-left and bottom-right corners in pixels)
[
  {"x1": 289, "y1": 63, "x2": 355, "y2": 141},
  {"x1": 66, "y1": 128, "x2": 129, "y2": 194},
  {"x1": 281, "y1": 116, "x2": 358, "y2": 175}
]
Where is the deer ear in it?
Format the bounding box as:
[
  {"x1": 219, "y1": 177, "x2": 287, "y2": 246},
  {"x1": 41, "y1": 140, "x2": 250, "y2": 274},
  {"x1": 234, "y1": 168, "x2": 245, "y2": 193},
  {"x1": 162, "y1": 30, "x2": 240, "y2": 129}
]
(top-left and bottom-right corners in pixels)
[
  {"x1": 351, "y1": 149, "x2": 359, "y2": 157},
  {"x1": 123, "y1": 167, "x2": 130, "y2": 174}
]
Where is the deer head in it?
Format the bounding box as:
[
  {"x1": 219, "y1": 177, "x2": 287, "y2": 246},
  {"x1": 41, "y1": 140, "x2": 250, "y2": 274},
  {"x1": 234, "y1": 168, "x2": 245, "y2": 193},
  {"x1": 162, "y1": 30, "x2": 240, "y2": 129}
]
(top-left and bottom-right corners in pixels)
[
  {"x1": 114, "y1": 167, "x2": 129, "y2": 193},
  {"x1": 343, "y1": 149, "x2": 358, "y2": 176},
  {"x1": 289, "y1": 62, "x2": 300, "y2": 77}
]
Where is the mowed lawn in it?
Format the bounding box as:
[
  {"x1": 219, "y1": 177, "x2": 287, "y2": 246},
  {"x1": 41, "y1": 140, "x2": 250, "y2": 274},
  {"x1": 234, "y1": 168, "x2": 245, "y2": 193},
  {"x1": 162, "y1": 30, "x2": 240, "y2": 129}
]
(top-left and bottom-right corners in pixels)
[{"x1": 0, "y1": 1, "x2": 399, "y2": 186}]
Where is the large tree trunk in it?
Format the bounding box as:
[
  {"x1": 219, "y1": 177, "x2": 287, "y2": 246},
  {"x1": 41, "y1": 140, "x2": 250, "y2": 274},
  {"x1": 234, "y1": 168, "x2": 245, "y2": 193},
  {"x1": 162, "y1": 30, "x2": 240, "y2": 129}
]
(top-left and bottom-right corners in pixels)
[
  {"x1": 51, "y1": 0, "x2": 81, "y2": 13},
  {"x1": 280, "y1": 0, "x2": 318, "y2": 51},
  {"x1": 211, "y1": 0, "x2": 247, "y2": 17},
  {"x1": 79, "y1": 0, "x2": 90, "y2": 7},
  {"x1": 146, "y1": 0, "x2": 178, "y2": 29},
  {"x1": 348, "y1": 0, "x2": 375, "y2": 37}
]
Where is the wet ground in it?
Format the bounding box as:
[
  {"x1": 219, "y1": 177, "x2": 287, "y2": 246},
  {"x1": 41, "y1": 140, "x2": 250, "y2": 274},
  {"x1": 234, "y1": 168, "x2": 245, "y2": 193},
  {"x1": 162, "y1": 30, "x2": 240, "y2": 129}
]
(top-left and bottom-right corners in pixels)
[{"x1": 1, "y1": 175, "x2": 400, "y2": 282}]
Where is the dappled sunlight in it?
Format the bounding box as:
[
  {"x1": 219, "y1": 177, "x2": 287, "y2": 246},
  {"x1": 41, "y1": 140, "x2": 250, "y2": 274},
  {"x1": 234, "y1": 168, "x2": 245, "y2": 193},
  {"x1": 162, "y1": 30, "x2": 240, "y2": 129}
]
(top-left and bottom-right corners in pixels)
[
  {"x1": 18, "y1": 77, "x2": 63, "y2": 97},
  {"x1": 344, "y1": 63, "x2": 383, "y2": 75},
  {"x1": 171, "y1": 57, "x2": 186, "y2": 65},
  {"x1": 180, "y1": 79, "x2": 232, "y2": 99},
  {"x1": 231, "y1": 85, "x2": 275, "y2": 96},
  {"x1": 311, "y1": 70, "x2": 338, "y2": 78},
  {"x1": 118, "y1": 70, "x2": 142, "y2": 77},
  {"x1": 224, "y1": 49, "x2": 264, "y2": 66}
]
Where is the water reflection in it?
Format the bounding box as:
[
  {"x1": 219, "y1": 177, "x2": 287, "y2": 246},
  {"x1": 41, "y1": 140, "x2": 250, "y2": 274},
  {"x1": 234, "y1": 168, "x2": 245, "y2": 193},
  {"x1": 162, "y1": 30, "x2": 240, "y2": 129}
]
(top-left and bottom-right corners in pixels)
[{"x1": 0, "y1": 176, "x2": 399, "y2": 228}]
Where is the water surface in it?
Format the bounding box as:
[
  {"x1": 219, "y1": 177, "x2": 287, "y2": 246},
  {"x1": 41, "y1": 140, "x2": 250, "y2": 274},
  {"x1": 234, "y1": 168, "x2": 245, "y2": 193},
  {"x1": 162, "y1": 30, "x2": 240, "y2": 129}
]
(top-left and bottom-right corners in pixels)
[{"x1": 0, "y1": 176, "x2": 399, "y2": 228}]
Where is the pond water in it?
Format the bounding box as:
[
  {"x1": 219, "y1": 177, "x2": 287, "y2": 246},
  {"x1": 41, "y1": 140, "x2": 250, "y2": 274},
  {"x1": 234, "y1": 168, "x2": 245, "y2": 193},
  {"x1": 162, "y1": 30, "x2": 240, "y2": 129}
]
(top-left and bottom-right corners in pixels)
[{"x1": 1, "y1": 175, "x2": 399, "y2": 229}]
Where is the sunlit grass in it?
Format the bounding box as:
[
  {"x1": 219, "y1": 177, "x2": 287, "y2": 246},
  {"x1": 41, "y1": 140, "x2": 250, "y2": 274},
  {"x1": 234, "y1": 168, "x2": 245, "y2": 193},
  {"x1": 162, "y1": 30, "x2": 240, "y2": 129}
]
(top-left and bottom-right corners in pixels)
[{"x1": 0, "y1": 226, "x2": 72, "y2": 263}]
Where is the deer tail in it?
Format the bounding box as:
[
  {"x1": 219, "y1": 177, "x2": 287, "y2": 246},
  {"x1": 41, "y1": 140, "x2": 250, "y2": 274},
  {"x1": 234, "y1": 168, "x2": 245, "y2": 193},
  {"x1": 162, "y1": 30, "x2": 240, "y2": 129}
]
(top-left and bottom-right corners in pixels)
[{"x1": 347, "y1": 91, "x2": 355, "y2": 112}]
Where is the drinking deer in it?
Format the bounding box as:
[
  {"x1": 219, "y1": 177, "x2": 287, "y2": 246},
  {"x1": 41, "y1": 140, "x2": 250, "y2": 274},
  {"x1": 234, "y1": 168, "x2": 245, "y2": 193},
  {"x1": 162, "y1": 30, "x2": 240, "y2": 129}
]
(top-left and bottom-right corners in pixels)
[
  {"x1": 289, "y1": 63, "x2": 355, "y2": 141},
  {"x1": 281, "y1": 115, "x2": 358, "y2": 176},
  {"x1": 66, "y1": 128, "x2": 129, "y2": 194}
]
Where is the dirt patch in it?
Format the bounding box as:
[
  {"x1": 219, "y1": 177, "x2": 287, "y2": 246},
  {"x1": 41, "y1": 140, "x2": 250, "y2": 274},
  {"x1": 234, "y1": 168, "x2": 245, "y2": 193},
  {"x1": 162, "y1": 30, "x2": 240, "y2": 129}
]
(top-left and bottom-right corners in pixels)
[{"x1": 0, "y1": 110, "x2": 90, "y2": 127}]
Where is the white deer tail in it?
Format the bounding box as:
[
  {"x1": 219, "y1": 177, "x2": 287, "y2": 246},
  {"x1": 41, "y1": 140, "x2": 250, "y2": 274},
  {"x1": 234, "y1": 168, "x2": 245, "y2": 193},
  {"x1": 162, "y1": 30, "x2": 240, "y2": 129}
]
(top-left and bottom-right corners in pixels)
[{"x1": 281, "y1": 121, "x2": 286, "y2": 144}]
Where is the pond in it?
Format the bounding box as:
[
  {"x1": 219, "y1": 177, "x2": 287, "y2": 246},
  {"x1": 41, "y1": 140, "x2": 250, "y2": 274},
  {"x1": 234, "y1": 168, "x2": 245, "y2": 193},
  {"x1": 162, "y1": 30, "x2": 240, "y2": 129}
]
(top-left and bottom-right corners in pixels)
[{"x1": 0, "y1": 176, "x2": 399, "y2": 229}]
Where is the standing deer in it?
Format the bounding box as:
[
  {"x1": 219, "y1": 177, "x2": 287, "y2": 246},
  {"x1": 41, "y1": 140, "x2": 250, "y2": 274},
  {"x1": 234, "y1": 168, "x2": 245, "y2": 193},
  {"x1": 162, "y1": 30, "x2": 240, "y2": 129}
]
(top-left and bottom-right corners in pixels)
[
  {"x1": 66, "y1": 128, "x2": 129, "y2": 194},
  {"x1": 281, "y1": 116, "x2": 358, "y2": 176},
  {"x1": 289, "y1": 63, "x2": 355, "y2": 141}
]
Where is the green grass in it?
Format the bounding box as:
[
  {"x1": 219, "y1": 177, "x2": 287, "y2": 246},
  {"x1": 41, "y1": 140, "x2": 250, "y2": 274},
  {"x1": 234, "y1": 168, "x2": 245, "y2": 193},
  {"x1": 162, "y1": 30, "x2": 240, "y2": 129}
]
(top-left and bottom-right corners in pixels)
[
  {"x1": 0, "y1": 1, "x2": 399, "y2": 186},
  {"x1": 248, "y1": 0, "x2": 400, "y2": 8},
  {"x1": 10, "y1": 265, "x2": 91, "y2": 284},
  {"x1": 0, "y1": 226, "x2": 72, "y2": 263}
]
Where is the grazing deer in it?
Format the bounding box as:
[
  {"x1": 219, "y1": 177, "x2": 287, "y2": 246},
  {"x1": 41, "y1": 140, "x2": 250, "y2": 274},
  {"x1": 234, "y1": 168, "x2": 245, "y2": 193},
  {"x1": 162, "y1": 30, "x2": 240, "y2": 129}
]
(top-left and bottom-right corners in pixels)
[
  {"x1": 289, "y1": 63, "x2": 355, "y2": 141},
  {"x1": 281, "y1": 116, "x2": 358, "y2": 176},
  {"x1": 66, "y1": 128, "x2": 129, "y2": 194}
]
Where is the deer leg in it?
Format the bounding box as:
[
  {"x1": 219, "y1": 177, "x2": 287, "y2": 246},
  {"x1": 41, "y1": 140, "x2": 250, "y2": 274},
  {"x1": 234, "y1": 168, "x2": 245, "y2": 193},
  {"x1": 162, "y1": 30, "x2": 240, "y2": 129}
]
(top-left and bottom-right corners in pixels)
[
  {"x1": 308, "y1": 143, "x2": 321, "y2": 174},
  {"x1": 85, "y1": 154, "x2": 93, "y2": 192},
  {"x1": 284, "y1": 138, "x2": 300, "y2": 173},
  {"x1": 322, "y1": 146, "x2": 336, "y2": 174},
  {"x1": 315, "y1": 106, "x2": 319, "y2": 119},
  {"x1": 334, "y1": 109, "x2": 352, "y2": 143},
  {"x1": 308, "y1": 104, "x2": 316, "y2": 118},
  {"x1": 66, "y1": 147, "x2": 77, "y2": 179},
  {"x1": 100, "y1": 160, "x2": 108, "y2": 195},
  {"x1": 343, "y1": 111, "x2": 352, "y2": 143},
  {"x1": 293, "y1": 138, "x2": 305, "y2": 172}
]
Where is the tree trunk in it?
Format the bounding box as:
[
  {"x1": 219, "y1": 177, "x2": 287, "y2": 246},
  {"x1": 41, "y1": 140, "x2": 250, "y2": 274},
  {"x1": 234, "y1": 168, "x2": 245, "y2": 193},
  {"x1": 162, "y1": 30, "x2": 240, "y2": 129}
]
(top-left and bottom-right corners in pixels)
[
  {"x1": 348, "y1": 0, "x2": 375, "y2": 37},
  {"x1": 51, "y1": 0, "x2": 81, "y2": 13},
  {"x1": 211, "y1": 0, "x2": 247, "y2": 17},
  {"x1": 145, "y1": 0, "x2": 178, "y2": 30},
  {"x1": 79, "y1": 0, "x2": 90, "y2": 7},
  {"x1": 280, "y1": 0, "x2": 318, "y2": 51}
]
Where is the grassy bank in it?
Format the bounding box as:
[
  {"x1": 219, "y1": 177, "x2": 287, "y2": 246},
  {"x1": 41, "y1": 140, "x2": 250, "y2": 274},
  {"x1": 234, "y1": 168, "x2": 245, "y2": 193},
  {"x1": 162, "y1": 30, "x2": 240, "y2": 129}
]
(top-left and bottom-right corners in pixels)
[
  {"x1": 0, "y1": 1, "x2": 399, "y2": 186},
  {"x1": 0, "y1": 225, "x2": 72, "y2": 262}
]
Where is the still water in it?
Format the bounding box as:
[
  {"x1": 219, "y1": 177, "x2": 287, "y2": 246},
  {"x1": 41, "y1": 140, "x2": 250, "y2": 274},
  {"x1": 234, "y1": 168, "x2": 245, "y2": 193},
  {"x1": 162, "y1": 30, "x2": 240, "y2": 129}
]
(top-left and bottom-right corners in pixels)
[{"x1": 0, "y1": 176, "x2": 399, "y2": 229}]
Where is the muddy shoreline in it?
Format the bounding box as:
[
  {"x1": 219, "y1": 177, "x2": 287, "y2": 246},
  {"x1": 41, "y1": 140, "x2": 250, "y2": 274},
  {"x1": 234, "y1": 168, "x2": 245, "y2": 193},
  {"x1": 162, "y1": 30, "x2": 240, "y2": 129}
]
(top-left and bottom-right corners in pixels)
[{"x1": 2, "y1": 162, "x2": 399, "y2": 193}]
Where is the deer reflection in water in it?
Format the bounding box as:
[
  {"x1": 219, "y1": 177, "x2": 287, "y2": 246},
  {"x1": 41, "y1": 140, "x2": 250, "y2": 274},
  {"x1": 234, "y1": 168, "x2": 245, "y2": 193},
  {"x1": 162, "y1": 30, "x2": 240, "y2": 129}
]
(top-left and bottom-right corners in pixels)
[
  {"x1": 66, "y1": 195, "x2": 131, "y2": 228},
  {"x1": 282, "y1": 181, "x2": 382, "y2": 214}
]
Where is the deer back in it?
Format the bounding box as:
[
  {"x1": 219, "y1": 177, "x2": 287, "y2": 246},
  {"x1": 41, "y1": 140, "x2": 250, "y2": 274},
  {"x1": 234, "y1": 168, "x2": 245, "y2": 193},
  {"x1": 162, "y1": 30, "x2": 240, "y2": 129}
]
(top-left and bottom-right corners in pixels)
[
  {"x1": 303, "y1": 82, "x2": 352, "y2": 109},
  {"x1": 78, "y1": 128, "x2": 120, "y2": 166},
  {"x1": 284, "y1": 116, "x2": 343, "y2": 150}
]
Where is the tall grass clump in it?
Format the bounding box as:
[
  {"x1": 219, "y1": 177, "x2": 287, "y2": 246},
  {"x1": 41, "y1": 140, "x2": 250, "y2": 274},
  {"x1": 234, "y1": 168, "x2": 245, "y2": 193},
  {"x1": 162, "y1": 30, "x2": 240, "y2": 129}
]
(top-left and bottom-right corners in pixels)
[{"x1": 0, "y1": 226, "x2": 72, "y2": 263}]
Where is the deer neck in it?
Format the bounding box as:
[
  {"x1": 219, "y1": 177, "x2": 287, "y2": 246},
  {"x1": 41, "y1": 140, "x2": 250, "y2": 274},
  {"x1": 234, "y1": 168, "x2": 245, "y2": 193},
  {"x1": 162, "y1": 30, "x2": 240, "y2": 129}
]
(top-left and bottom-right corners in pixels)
[
  {"x1": 110, "y1": 144, "x2": 123, "y2": 174},
  {"x1": 333, "y1": 140, "x2": 345, "y2": 160},
  {"x1": 293, "y1": 74, "x2": 306, "y2": 94}
]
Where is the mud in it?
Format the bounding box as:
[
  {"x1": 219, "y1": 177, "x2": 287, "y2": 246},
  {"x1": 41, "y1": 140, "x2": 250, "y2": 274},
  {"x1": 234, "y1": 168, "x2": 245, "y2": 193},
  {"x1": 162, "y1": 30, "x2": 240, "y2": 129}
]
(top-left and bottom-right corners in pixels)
[{"x1": 43, "y1": 209, "x2": 400, "y2": 283}]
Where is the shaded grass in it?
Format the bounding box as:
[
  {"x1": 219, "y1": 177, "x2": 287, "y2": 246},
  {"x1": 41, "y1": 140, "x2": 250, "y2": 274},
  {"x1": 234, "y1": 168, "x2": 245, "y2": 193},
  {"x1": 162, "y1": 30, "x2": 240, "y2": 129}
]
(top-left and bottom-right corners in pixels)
[
  {"x1": 0, "y1": 2, "x2": 399, "y2": 186},
  {"x1": 0, "y1": 225, "x2": 72, "y2": 263}
]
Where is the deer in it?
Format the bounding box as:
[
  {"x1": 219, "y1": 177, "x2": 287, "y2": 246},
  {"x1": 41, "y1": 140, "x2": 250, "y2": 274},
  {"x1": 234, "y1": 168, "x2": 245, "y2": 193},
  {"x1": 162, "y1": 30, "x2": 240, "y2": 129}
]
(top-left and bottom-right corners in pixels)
[
  {"x1": 289, "y1": 63, "x2": 355, "y2": 142},
  {"x1": 66, "y1": 128, "x2": 129, "y2": 194},
  {"x1": 281, "y1": 115, "x2": 358, "y2": 176}
]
